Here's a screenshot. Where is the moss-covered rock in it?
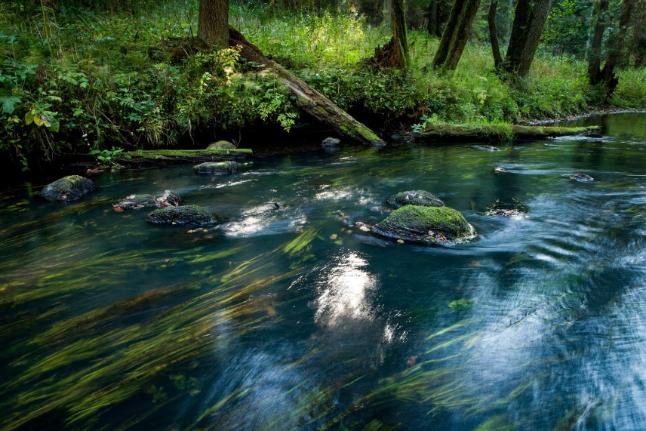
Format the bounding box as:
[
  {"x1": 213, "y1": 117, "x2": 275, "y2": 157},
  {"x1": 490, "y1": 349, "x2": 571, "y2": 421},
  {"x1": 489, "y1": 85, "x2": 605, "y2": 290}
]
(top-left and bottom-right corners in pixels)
[
  {"x1": 193, "y1": 161, "x2": 239, "y2": 175},
  {"x1": 40, "y1": 175, "x2": 95, "y2": 202},
  {"x1": 207, "y1": 140, "x2": 236, "y2": 151},
  {"x1": 372, "y1": 205, "x2": 474, "y2": 244},
  {"x1": 114, "y1": 190, "x2": 180, "y2": 211},
  {"x1": 385, "y1": 190, "x2": 444, "y2": 208},
  {"x1": 146, "y1": 205, "x2": 215, "y2": 226}
]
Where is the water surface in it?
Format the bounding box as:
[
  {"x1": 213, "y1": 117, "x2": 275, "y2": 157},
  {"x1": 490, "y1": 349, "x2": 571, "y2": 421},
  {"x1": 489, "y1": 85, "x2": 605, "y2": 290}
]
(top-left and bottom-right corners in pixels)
[{"x1": 1, "y1": 113, "x2": 645, "y2": 430}]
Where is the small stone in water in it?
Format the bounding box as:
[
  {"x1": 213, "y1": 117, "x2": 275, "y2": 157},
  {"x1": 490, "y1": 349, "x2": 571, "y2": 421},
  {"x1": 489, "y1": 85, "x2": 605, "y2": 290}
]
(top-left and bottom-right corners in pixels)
[
  {"x1": 397, "y1": 239, "x2": 405, "y2": 244},
  {"x1": 569, "y1": 173, "x2": 594, "y2": 183},
  {"x1": 329, "y1": 233, "x2": 338, "y2": 241}
]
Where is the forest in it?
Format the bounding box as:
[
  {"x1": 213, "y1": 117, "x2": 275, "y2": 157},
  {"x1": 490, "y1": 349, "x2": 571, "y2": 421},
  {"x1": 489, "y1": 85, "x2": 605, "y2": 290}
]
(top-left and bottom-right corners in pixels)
[
  {"x1": 1, "y1": 0, "x2": 645, "y2": 173},
  {"x1": 1, "y1": 1, "x2": 646, "y2": 431}
]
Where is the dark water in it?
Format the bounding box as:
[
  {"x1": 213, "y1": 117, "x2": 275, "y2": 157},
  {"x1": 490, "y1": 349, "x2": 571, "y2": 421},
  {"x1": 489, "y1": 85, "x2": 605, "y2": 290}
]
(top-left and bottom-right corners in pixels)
[{"x1": 1, "y1": 113, "x2": 645, "y2": 431}]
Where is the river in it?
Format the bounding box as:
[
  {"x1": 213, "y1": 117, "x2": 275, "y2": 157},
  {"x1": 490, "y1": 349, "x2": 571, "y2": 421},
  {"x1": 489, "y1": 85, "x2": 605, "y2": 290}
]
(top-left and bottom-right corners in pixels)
[{"x1": 0, "y1": 113, "x2": 644, "y2": 430}]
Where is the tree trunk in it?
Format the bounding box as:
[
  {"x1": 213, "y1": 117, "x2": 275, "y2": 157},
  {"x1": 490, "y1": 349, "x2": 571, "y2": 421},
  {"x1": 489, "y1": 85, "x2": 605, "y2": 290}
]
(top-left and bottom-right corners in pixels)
[
  {"x1": 365, "y1": 0, "x2": 409, "y2": 69},
  {"x1": 427, "y1": 0, "x2": 439, "y2": 36},
  {"x1": 229, "y1": 28, "x2": 385, "y2": 147},
  {"x1": 198, "y1": 0, "x2": 229, "y2": 47},
  {"x1": 432, "y1": 0, "x2": 481, "y2": 71},
  {"x1": 589, "y1": 0, "x2": 635, "y2": 96},
  {"x1": 502, "y1": 0, "x2": 552, "y2": 76},
  {"x1": 487, "y1": 0, "x2": 503, "y2": 70},
  {"x1": 587, "y1": 0, "x2": 608, "y2": 86}
]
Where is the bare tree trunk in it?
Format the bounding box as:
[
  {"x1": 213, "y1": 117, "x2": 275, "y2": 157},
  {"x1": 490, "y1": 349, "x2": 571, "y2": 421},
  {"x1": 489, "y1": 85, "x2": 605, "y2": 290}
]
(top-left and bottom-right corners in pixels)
[
  {"x1": 392, "y1": 0, "x2": 410, "y2": 68},
  {"x1": 502, "y1": 0, "x2": 552, "y2": 76},
  {"x1": 487, "y1": 0, "x2": 503, "y2": 69},
  {"x1": 432, "y1": 0, "x2": 481, "y2": 71},
  {"x1": 229, "y1": 28, "x2": 385, "y2": 146},
  {"x1": 427, "y1": 0, "x2": 439, "y2": 36},
  {"x1": 587, "y1": 0, "x2": 608, "y2": 85},
  {"x1": 198, "y1": 0, "x2": 229, "y2": 47},
  {"x1": 589, "y1": 0, "x2": 635, "y2": 96},
  {"x1": 366, "y1": 0, "x2": 409, "y2": 69}
]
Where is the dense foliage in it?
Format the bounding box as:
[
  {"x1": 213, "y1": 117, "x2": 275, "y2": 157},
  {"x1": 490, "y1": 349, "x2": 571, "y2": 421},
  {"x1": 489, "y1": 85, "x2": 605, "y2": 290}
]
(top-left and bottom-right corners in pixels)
[{"x1": 1, "y1": 0, "x2": 645, "y2": 171}]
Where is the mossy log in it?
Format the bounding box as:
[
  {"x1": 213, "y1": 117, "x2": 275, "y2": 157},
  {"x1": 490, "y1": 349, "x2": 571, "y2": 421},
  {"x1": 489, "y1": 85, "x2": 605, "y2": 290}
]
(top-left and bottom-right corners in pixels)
[
  {"x1": 229, "y1": 28, "x2": 385, "y2": 147},
  {"x1": 414, "y1": 123, "x2": 601, "y2": 143},
  {"x1": 117, "y1": 148, "x2": 252, "y2": 167}
]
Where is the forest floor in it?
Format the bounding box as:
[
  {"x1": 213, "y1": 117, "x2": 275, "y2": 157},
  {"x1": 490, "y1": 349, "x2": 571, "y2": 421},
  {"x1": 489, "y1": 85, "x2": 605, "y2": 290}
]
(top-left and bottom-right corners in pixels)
[{"x1": 1, "y1": 1, "x2": 646, "y2": 173}]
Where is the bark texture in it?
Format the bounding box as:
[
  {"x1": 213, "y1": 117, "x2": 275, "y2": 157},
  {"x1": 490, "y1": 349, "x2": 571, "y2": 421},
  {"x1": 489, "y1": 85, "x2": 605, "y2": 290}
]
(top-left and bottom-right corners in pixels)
[
  {"x1": 487, "y1": 0, "x2": 503, "y2": 70},
  {"x1": 502, "y1": 0, "x2": 552, "y2": 76},
  {"x1": 426, "y1": 0, "x2": 451, "y2": 37},
  {"x1": 588, "y1": 0, "x2": 635, "y2": 96},
  {"x1": 367, "y1": 0, "x2": 410, "y2": 69},
  {"x1": 229, "y1": 28, "x2": 385, "y2": 147},
  {"x1": 432, "y1": 0, "x2": 481, "y2": 70},
  {"x1": 198, "y1": 0, "x2": 229, "y2": 47}
]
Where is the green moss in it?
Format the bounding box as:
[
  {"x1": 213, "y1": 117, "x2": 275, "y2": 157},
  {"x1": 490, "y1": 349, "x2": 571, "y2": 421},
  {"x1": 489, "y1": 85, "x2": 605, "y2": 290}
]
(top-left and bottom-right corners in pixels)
[
  {"x1": 375, "y1": 205, "x2": 473, "y2": 242},
  {"x1": 207, "y1": 140, "x2": 237, "y2": 151},
  {"x1": 125, "y1": 148, "x2": 252, "y2": 160},
  {"x1": 382, "y1": 206, "x2": 470, "y2": 236}
]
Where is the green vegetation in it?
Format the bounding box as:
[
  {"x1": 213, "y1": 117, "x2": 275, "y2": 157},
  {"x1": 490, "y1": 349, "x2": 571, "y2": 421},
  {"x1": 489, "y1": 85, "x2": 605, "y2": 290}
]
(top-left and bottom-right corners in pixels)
[{"x1": 1, "y1": 0, "x2": 645, "y2": 172}]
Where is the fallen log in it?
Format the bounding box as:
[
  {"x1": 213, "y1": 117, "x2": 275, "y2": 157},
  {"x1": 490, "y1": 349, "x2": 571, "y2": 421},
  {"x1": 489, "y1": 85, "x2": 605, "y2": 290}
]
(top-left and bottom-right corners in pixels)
[
  {"x1": 116, "y1": 148, "x2": 252, "y2": 168},
  {"x1": 229, "y1": 28, "x2": 385, "y2": 148},
  {"x1": 414, "y1": 123, "x2": 601, "y2": 143}
]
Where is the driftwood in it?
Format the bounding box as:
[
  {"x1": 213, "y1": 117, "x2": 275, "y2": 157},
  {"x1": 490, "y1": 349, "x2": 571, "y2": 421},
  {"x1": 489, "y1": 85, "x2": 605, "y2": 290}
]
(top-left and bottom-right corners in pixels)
[
  {"x1": 415, "y1": 123, "x2": 601, "y2": 143},
  {"x1": 229, "y1": 28, "x2": 385, "y2": 147}
]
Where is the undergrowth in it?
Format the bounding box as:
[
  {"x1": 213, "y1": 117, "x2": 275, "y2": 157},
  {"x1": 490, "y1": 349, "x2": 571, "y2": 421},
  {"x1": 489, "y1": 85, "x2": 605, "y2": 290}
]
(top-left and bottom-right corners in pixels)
[{"x1": 0, "y1": 0, "x2": 644, "y2": 170}]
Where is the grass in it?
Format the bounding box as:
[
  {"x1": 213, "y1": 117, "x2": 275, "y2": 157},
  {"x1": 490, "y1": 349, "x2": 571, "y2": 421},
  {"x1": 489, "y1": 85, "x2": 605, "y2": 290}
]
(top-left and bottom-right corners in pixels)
[{"x1": 1, "y1": 0, "x2": 645, "y2": 170}]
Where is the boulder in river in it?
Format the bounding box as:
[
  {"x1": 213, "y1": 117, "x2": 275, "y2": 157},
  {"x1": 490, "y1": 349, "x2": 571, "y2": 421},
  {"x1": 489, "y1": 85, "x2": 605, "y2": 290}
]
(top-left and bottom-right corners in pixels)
[
  {"x1": 321, "y1": 137, "x2": 341, "y2": 149},
  {"x1": 40, "y1": 175, "x2": 95, "y2": 202},
  {"x1": 114, "y1": 190, "x2": 181, "y2": 211},
  {"x1": 193, "y1": 161, "x2": 239, "y2": 175},
  {"x1": 146, "y1": 205, "x2": 216, "y2": 226},
  {"x1": 207, "y1": 140, "x2": 236, "y2": 151},
  {"x1": 371, "y1": 205, "x2": 475, "y2": 245},
  {"x1": 385, "y1": 190, "x2": 444, "y2": 209}
]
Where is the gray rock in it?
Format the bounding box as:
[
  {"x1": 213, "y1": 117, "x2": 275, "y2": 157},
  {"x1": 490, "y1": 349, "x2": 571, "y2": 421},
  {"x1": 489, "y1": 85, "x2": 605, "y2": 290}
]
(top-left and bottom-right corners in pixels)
[
  {"x1": 114, "y1": 190, "x2": 180, "y2": 211},
  {"x1": 193, "y1": 161, "x2": 239, "y2": 175},
  {"x1": 569, "y1": 173, "x2": 594, "y2": 183},
  {"x1": 484, "y1": 199, "x2": 528, "y2": 217},
  {"x1": 146, "y1": 205, "x2": 216, "y2": 226},
  {"x1": 41, "y1": 175, "x2": 95, "y2": 202},
  {"x1": 321, "y1": 137, "x2": 341, "y2": 149},
  {"x1": 385, "y1": 190, "x2": 444, "y2": 209}
]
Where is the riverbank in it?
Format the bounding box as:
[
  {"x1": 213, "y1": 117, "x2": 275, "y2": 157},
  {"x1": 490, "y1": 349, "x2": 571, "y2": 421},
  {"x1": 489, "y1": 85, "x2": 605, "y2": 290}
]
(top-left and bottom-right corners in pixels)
[{"x1": 2, "y1": 1, "x2": 645, "y2": 175}]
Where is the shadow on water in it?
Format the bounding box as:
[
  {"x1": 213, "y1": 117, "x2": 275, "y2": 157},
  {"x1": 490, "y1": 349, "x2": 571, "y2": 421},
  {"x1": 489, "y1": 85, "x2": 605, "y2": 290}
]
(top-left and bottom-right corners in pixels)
[{"x1": 0, "y1": 113, "x2": 645, "y2": 430}]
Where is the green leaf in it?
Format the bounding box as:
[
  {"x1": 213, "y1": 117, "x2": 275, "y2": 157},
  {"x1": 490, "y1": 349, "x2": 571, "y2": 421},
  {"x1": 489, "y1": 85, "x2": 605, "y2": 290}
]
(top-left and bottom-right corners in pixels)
[
  {"x1": 24, "y1": 110, "x2": 34, "y2": 125},
  {"x1": 1, "y1": 96, "x2": 21, "y2": 114}
]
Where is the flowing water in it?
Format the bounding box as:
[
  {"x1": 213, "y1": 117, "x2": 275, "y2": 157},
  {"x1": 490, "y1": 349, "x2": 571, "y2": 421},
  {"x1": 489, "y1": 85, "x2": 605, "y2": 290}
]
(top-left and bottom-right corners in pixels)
[{"x1": 1, "y1": 113, "x2": 645, "y2": 430}]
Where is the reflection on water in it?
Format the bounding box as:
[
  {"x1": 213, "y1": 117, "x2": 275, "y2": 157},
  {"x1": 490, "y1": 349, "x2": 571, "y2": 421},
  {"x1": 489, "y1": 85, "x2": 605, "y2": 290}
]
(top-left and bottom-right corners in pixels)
[
  {"x1": 315, "y1": 252, "x2": 376, "y2": 327},
  {"x1": 0, "y1": 113, "x2": 645, "y2": 430}
]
